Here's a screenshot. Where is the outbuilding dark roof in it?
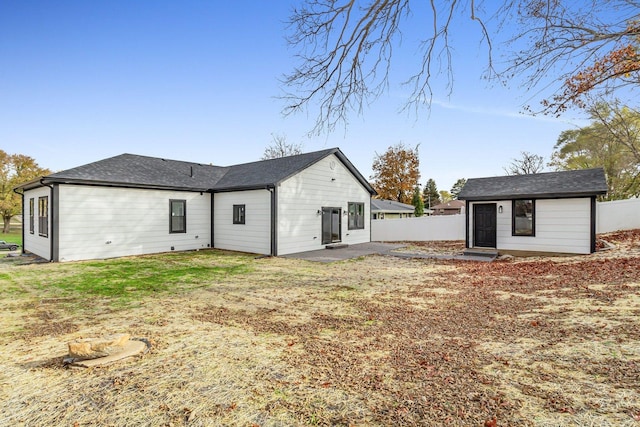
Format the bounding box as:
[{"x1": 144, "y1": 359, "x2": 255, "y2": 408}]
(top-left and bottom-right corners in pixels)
[
  {"x1": 457, "y1": 168, "x2": 608, "y2": 201},
  {"x1": 18, "y1": 148, "x2": 376, "y2": 195}
]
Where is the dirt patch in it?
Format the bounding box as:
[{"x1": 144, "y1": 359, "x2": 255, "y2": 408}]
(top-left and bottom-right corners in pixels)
[{"x1": 1, "y1": 233, "x2": 639, "y2": 426}]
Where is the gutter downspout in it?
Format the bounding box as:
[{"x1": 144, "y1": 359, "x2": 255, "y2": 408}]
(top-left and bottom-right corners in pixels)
[
  {"x1": 590, "y1": 196, "x2": 597, "y2": 253},
  {"x1": 12, "y1": 187, "x2": 25, "y2": 255},
  {"x1": 40, "y1": 179, "x2": 55, "y2": 262},
  {"x1": 269, "y1": 185, "x2": 277, "y2": 256},
  {"x1": 210, "y1": 191, "x2": 214, "y2": 249},
  {"x1": 464, "y1": 200, "x2": 470, "y2": 249}
]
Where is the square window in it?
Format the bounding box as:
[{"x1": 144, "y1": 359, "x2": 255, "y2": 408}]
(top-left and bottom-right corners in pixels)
[
  {"x1": 233, "y1": 204, "x2": 245, "y2": 224},
  {"x1": 170, "y1": 199, "x2": 186, "y2": 233},
  {"x1": 512, "y1": 199, "x2": 535, "y2": 236}
]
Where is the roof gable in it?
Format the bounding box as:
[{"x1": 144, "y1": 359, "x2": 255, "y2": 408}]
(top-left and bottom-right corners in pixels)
[
  {"x1": 458, "y1": 168, "x2": 608, "y2": 201},
  {"x1": 210, "y1": 148, "x2": 375, "y2": 194}
]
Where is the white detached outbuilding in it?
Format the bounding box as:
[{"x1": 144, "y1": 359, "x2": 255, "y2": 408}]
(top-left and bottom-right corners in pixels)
[
  {"x1": 15, "y1": 148, "x2": 376, "y2": 262},
  {"x1": 458, "y1": 168, "x2": 608, "y2": 255}
]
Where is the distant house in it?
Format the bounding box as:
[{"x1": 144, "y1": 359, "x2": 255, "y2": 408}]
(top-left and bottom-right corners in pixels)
[
  {"x1": 430, "y1": 200, "x2": 465, "y2": 215},
  {"x1": 458, "y1": 168, "x2": 607, "y2": 255},
  {"x1": 15, "y1": 148, "x2": 376, "y2": 262},
  {"x1": 371, "y1": 199, "x2": 415, "y2": 219}
]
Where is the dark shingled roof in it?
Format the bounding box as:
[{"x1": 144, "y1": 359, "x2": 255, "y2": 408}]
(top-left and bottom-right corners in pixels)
[
  {"x1": 43, "y1": 154, "x2": 229, "y2": 191},
  {"x1": 211, "y1": 148, "x2": 373, "y2": 192},
  {"x1": 457, "y1": 168, "x2": 608, "y2": 201},
  {"x1": 20, "y1": 148, "x2": 376, "y2": 194}
]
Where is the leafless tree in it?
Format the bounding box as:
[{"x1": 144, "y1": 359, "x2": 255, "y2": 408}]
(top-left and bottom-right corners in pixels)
[
  {"x1": 261, "y1": 133, "x2": 304, "y2": 160},
  {"x1": 504, "y1": 151, "x2": 545, "y2": 175},
  {"x1": 283, "y1": 0, "x2": 640, "y2": 133}
]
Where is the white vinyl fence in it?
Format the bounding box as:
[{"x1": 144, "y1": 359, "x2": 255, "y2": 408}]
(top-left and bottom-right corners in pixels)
[
  {"x1": 597, "y1": 198, "x2": 640, "y2": 233},
  {"x1": 371, "y1": 198, "x2": 640, "y2": 242},
  {"x1": 371, "y1": 214, "x2": 465, "y2": 242}
]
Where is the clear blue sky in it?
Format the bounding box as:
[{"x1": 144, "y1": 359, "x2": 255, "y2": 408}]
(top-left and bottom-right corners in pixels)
[{"x1": 0, "y1": 1, "x2": 587, "y2": 193}]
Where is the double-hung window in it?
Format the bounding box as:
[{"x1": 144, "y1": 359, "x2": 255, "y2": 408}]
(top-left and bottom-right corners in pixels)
[
  {"x1": 233, "y1": 204, "x2": 245, "y2": 224},
  {"x1": 29, "y1": 198, "x2": 35, "y2": 234},
  {"x1": 38, "y1": 196, "x2": 48, "y2": 237},
  {"x1": 348, "y1": 202, "x2": 365, "y2": 230},
  {"x1": 512, "y1": 199, "x2": 535, "y2": 236},
  {"x1": 170, "y1": 200, "x2": 186, "y2": 233}
]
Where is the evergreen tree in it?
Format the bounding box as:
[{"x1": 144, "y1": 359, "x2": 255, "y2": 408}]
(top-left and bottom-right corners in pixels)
[
  {"x1": 450, "y1": 178, "x2": 467, "y2": 200},
  {"x1": 412, "y1": 187, "x2": 424, "y2": 217},
  {"x1": 422, "y1": 178, "x2": 441, "y2": 209}
]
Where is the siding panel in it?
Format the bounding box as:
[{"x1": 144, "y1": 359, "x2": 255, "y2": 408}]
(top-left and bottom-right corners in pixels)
[
  {"x1": 56, "y1": 186, "x2": 211, "y2": 261},
  {"x1": 213, "y1": 190, "x2": 271, "y2": 254}
]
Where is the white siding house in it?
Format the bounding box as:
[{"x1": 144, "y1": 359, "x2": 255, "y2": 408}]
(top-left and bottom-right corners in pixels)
[
  {"x1": 277, "y1": 154, "x2": 372, "y2": 255},
  {"x1": 458, "y1": 169, "x2": 608, "y2": 255},
  {"x1": 16, "y1": 148, "x2": 376, "y2": 261}
]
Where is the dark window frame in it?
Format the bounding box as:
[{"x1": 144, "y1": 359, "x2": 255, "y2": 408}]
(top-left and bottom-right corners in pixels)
[
  {"x1": 233, "y1": 204, "x2": 245, "y2": 224},
  {"x1": 38, "y1": 196, "x2": 48, "y2": 238},
  {"x1": 512, "y1": 199, "x2": 536, "y2": 237},
  {"x1": 347, "y1": 202, "x2": 365, "y2": 230},
  {"x1": 29, "y1": 198, "x2": 35, "y2": 234},
  {"x1": 169, "y1": 199, "x2": 187, "y2": 234}
]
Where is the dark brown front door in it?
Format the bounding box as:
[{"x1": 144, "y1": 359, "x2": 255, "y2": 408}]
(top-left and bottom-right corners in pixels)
[{"x1": 473, "y1": 203, "x2": 497, "y2": 248}]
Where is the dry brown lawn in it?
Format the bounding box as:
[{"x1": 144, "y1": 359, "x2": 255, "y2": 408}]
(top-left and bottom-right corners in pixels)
[{"x1": 1, "y1": 230, "x2": 639, "y2": 426}]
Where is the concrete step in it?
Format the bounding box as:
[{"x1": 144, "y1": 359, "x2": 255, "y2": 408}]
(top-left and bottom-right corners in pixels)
[
  {"x1": 463, "y1": 248, "x2": 499, "y2": 258},
  {"x1": 326, "y1": 243, "x2": 349, "y2": 250}
]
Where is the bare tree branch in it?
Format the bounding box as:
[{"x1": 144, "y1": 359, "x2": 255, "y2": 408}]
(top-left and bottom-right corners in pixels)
[
  {"x1": 504, "y1": 151, "x2": 546, "y2": 175},
  {"x1": 283, "y1": 0, "x2": 640, "y2": 133},
  {"x1": 261, "y1": 133, "x2": 304, "y2": 159}
]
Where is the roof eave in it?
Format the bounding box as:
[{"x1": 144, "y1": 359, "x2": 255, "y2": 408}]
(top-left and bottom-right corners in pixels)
[
  {"x1": 211, "y1": 184, "x2": 275, "y2": 193},
  {"x1": 332, "y1": 149, "x2": 377, "y2": 195},
  {"x1": 459, "y1": 190, "x2": 608, "y2": 201},
  {"x1": 34, "y1": 177, "x2": 212, "y2": 193},
  {"x1": 13, "y1": 176, "x2": 47, "y2": 191}
]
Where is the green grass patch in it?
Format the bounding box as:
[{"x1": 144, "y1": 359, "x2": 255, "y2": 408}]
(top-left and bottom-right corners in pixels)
[
  {"x1": 0, "y1": 225, "x2": 22, "y2": 246},
  {"x1": 5, "y1": 250, "x2": 254, "y2": 308}
]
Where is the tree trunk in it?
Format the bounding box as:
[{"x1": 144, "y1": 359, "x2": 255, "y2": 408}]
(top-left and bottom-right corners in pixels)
[{"x1": 2, "y1": 215, "x2": 11, "y2": 234}]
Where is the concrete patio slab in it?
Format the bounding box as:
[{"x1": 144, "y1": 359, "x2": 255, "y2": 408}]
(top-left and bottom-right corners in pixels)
[
  {"x1": 282, "y1": 242, "x2": 406, "y2": 262},
  {"x1": 283, "y1": 242, "x2": 496, "y2": 262}
]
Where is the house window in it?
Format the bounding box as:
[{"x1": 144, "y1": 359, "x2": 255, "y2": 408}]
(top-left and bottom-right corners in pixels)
[
  {"x1": 170, "y1": 199, "x2": 186, "y2": 233},
  {"x1": 512, "y1": 199, "x2": 535, "y2": 236},
  {"x1": 38, "y1": 196, "x2": 48, "y2": 237},
  {"x1": 29, "y1": 198, "x2": 34, "y2": 234},
  {"x1": 233, "y1": 204, "x2": 245, "y2": 224},
  {"x1": 348, "y1": 202, "x2": 365, "y2": 230}
]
